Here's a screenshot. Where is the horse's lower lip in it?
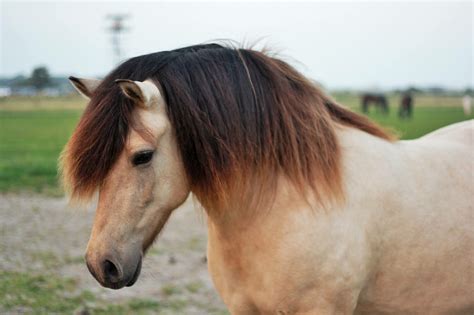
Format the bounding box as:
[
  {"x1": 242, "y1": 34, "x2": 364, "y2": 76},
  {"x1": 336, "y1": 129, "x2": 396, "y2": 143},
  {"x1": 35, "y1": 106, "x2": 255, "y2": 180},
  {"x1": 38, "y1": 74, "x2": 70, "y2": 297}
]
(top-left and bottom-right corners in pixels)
[{"x1": 126, "y1": 255, "x2": 142, "y2": 287}]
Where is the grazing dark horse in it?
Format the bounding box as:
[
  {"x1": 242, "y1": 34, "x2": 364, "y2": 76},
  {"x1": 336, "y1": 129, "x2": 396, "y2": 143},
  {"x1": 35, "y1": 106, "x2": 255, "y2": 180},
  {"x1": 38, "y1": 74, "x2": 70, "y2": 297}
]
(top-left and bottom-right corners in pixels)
[
  {"x1": 361, "y1": 93, "x2": 389, "y2": 114},
  {"x1": 399, "y1": 92, "x2": 413, "y2": 118}
]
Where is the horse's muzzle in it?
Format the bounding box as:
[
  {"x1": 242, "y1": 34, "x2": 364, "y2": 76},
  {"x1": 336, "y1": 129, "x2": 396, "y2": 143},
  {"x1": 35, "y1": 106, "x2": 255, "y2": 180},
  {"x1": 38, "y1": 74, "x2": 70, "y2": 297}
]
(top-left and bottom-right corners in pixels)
[{"x1": 85, "y1": 249, "x2": 142, "y2": 290}]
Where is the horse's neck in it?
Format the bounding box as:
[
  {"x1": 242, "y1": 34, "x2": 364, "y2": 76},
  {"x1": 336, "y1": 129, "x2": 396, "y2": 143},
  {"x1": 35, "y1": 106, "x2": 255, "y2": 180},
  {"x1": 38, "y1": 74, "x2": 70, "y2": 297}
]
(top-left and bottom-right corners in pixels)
[
  {"x1": 205, "y1": 126, "x2": 405, "y2": 307},
  {"x1": 207, "y1": 125, "x2": 402, "y2": 243},
  {"x1": 206, "y1": 174, "x2": 306, "y2": 238}
]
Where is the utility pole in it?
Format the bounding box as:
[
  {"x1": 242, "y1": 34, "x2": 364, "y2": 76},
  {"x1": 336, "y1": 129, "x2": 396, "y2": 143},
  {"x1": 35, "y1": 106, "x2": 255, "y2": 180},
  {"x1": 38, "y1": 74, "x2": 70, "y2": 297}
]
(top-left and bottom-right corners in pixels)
[{"x1": 106, "y1": 14, "x2": 130, "y2": 65}]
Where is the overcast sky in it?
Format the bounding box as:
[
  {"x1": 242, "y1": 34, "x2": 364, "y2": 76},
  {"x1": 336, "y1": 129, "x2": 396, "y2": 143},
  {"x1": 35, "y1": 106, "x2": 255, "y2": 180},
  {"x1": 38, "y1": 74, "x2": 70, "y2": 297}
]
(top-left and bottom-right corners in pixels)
[{"x1": 1, "y1": 1, "x2": 472, "y2": 89}]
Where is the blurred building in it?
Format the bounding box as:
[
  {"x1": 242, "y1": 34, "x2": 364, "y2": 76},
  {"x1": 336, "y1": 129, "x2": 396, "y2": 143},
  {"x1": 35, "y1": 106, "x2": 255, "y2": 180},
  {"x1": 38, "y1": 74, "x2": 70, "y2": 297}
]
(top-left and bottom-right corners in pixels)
[{"x1": 0, "y1": 87, "x2": 12, "y2": 97}]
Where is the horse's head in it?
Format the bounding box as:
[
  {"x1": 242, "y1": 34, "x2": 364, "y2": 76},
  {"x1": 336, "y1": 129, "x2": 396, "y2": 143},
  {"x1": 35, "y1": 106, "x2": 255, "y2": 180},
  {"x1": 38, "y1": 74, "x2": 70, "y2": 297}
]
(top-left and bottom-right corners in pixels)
[{"x1": 68, "y1": 77, "x2": 190, "y2": 289}]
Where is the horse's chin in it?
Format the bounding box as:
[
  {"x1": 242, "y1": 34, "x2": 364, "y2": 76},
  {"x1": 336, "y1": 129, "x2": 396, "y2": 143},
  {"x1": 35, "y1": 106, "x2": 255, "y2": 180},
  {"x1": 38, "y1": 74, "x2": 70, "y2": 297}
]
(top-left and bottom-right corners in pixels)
[{"x1": 125, "y1": 256, "x2": 142, "y2": 287}]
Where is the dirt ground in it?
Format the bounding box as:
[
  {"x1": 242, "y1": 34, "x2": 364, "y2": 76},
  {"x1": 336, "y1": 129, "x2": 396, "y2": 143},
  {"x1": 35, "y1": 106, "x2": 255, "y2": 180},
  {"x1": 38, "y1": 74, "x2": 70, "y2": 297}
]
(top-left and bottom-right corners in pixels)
[{"x1": 0, "y1": 193, "x2": 228, "y2": 314}]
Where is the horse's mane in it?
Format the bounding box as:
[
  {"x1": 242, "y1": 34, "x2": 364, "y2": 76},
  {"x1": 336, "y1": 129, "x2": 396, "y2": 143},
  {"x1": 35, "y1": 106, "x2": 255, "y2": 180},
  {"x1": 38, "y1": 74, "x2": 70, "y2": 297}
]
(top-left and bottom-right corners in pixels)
[{"x1": 61, "y1": 43, "x2": 393, "y2": 210}]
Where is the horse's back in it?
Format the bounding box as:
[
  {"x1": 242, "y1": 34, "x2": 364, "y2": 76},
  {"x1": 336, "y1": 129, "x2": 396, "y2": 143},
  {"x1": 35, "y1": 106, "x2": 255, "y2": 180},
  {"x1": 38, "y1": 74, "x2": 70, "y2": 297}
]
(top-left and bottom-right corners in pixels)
[
  {"x1": 420, "y1": 119, "x2": 473, "y2": 145},
  {"x1": 356, "y1": 121, "x2": 474, "y2": 314},
  {"x1": 418, "y1": 120, "x2": 473, "y2": 174},
  {"x1": 408, "y1": 120, "x2": 473, "y2": 216}
]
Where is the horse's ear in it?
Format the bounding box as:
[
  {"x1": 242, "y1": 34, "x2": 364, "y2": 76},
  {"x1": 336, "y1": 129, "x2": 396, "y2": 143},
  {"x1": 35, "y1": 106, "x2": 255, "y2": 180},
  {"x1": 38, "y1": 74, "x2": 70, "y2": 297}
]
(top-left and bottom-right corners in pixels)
[
  {"x1": 69, "y1": 76, "x2": 101, "y2": 100},
  {"x1": 115, "y1": 79, "x2": 162, "y2": 108}
]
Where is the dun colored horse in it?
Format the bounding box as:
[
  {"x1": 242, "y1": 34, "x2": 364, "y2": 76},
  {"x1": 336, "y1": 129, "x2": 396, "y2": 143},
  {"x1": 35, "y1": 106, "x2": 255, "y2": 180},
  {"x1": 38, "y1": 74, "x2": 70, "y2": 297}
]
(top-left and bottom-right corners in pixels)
[{"x1": 62, "y1": 44, "x2": 473, "y2": 314}]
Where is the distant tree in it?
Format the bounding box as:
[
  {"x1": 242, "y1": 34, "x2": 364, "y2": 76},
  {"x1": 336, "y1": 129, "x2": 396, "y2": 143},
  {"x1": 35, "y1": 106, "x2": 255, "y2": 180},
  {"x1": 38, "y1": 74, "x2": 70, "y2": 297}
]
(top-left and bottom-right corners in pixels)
[
  {"x1": 5, "y1": 75, "x2": 28, "y2": 87},
  {"x1": 29, "y1": 66, "x2": 51, "y2": 93}
]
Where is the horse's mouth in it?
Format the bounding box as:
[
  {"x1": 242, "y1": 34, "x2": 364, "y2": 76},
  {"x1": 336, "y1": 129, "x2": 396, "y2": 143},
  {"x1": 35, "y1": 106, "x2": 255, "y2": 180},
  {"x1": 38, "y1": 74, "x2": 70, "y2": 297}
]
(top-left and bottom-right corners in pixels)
[{"x1": 125, "y1": 256, "x2": 142, "y2": 287}]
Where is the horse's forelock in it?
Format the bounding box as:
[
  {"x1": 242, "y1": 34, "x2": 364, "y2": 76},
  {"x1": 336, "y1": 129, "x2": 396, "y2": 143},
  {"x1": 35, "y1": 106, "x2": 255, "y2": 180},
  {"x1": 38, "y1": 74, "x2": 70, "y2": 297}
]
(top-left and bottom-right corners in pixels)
[{"x1": 60, "y1": 81, "x2": 134, "y2": 202}]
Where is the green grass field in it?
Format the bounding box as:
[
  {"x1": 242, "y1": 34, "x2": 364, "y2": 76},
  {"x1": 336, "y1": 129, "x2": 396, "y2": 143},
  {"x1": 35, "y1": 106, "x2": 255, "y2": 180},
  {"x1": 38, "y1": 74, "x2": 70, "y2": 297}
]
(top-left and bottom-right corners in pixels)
[
  {"x1": 0, "y1": 109, "x2": 81, "y2": 194},
  {"x1": 0, "y1": 270, "x2": 189, "y2": 315},
  {"x1": 0, "y1": 95, "x2": 472, "y2": 194}
]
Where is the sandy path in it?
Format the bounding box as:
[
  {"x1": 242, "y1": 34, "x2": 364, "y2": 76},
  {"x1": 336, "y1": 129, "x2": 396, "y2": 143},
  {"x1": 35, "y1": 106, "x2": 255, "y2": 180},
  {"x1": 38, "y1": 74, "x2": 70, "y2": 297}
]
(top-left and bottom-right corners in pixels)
[{"x1": 0, "y1": 194, "x2": 227, "y2": 314}]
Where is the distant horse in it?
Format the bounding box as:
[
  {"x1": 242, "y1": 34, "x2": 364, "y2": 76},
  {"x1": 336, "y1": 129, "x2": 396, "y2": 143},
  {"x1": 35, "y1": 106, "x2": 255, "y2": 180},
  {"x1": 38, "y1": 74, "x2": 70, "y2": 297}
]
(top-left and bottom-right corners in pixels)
[
  {"x1": 361, "y1": 93, "x2": 389, "y2": 114},
  {"x1": 399, "y1": 92, "x2": 414, "y2": 118},
  {"x1": 62, "y1": 44, "x2": 473, "y2": 314}
]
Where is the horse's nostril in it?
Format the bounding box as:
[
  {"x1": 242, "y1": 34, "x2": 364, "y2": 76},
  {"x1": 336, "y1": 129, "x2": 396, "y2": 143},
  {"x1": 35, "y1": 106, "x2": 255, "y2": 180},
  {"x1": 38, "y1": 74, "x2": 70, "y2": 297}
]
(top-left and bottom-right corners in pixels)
[{"x1": 103, "y1": 259, "x2": 122, "y2": 283}]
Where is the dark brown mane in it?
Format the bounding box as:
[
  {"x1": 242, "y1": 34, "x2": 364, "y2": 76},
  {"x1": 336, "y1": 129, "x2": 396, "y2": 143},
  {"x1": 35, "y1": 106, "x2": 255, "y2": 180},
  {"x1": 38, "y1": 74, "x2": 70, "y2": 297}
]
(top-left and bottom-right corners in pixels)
[{"x1": 61, "y1": 43, "x2": 393, "y2": 209}]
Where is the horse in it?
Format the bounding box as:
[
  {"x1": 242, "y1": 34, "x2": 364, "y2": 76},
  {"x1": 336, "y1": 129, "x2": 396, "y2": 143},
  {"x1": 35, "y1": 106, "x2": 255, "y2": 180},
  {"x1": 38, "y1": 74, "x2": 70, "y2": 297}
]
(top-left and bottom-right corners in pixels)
[
  {"x1": 361, "y1": 93, "x2": 389, "y2": 114},
  {"x1": 399, "y1": 92, "x2": 414, "y2": 118},
  {"x1": 61, "y1": 44, "x2": 474, "y2": 314}
]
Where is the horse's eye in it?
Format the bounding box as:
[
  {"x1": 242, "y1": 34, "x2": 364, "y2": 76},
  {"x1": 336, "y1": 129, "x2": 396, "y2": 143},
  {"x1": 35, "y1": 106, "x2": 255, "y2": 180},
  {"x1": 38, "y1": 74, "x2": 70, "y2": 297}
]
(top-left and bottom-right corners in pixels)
[{"x1": 132, "y1": 150, "x2": 154, "y2": 166}]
